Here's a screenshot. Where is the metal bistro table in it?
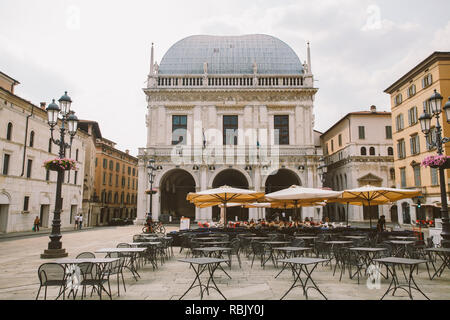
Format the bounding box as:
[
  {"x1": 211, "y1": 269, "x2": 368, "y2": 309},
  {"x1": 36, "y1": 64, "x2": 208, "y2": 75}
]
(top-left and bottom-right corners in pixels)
[
  {"x1": 277, "y1": 257, "x2": 330, "y2": 300},
  {"x1": 425, "y1": 247, "x2": 450, "y2": 279},
  {"x1": 55, "y1": 257, "x2": 119, "y2": 300},
  {"x1": 274, "y1": 247, "x2": 313, "y2": 278},
  {"x1": 349, "y1": 247, "x2": 388, "y2": 277},
  {"x1": 388, "y1": 240, "x2": 415, "y2": 257},
  {"x1": 129, "y1": 242, "x2": 161, "y2": 269},
  {"x1": 374, "y1": 257, "x2": 429, "y2": 300},
  {"x1": 192, "y1": 247, "x2": 232, "y2": 279},
  {"x1": 178, "y1": 257, "x2": 229, "y2": 300},
  {"x1": 96, "y1": 248, "x2": 146, "y2": 281},
  {"x1": 198, "y1": 241, "x2": 230, "y2": 247},
  {"x1": 262, "y1": 241, "x2": 291, "y2": 268}
]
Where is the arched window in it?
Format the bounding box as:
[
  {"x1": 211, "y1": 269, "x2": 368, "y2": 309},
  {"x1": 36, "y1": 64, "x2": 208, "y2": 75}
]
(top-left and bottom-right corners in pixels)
[
  {"x1": 344, "y1": 174, "x2": 347, "y2": 189},
  {"x1": 107, "y1": 191, "x2": 112, "y2": 203},
  {"x1": 114, "y1": 192, "x2": 118, "y2": 204},
  {"x1": 121, "y1": 192, "x2": 124, "y2": 204},
  {"x1": 29, "y1": 131, "x2": 35, "y2": 147},
  {"x1": 126, "y1": 193, "x2": 130, "y2": 204},
  {"x1": 387, "y1": 147, "x2": 393, "y2": 156},
  {"x1": 361, "y1": 147, "x2": 367, "y2": 155},
  {"x1": 390, "y1": 168, "x2": 395, "y2": 180},
  {"x1": 339, "y1": 174, "x2": 343, "y2": 191},
  {"x1": 6, "y1": 122, "x2": 12, "y2": 140},
  {"x1": 369, "y1": 147, "x2": 375, "y2": 155}
]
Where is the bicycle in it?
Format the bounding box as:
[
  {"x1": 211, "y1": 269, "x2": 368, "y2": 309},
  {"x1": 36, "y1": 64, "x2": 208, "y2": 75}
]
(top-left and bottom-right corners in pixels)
[{"x1": 142, "y1": 221, "x2": 166, "y2": 235}]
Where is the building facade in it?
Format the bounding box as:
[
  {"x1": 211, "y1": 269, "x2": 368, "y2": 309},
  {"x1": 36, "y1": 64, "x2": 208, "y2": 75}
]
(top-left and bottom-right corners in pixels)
[
  {"x1": 91, "y1": 137, "x2": 138, "y2": 226},
  {"x1": 0, "y1": 72, "x2": 87, "y2": 233},
  {"x1": 77, "y1": 120, "x2": 102, "y2": 227},
  {"x1": 385, "y1": 52, "x2": 450, "y2": 225},
  {"x1": 320, "y1": 105, "x2": 395, "y2": 223},
  {"x1": 136, "y1": 34, "x2": 323, "y2": 223}
]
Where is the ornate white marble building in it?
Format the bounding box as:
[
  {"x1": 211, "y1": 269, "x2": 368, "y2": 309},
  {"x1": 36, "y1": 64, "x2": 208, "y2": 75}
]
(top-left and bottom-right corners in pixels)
[{"x1": 136, "y1": 34, "x2": 323, "y2": 223}]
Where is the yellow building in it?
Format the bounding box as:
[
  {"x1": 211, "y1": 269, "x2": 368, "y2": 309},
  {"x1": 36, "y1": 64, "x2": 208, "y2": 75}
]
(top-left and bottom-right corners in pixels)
[
  {"x1": 92, "y1": 137, "x2": 138, "y2": 226},
  {"x1": 384, "y1": 51, "x2": 450, "y2": 225}
]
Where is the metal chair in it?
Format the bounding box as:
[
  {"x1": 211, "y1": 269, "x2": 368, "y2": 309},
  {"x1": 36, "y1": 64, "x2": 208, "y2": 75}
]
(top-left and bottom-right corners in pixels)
[
  {"x1": 105, "y1": 252, "x2": 126, "y2": 296},
  {"x1": 36, "y1": 263, "x2": 68, "y2": 300},
  {"x1": 79, "y1": 262, "x2": 112, "y2": 300},
  {"x1": 229, "y1": 238, "x2": 242, "y2": 269},
  {"x1": 76, "y1": 252, "x2": 95, "y2": 259}
]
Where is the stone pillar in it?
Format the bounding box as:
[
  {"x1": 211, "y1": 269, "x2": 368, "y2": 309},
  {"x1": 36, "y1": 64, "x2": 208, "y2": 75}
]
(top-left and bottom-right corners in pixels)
[
  {"x1": 135, "y1": 159, "x2": 148, "y2": 225},
  {"x1": 152, "y1": 192, "x2": 159, "y2": 221}
]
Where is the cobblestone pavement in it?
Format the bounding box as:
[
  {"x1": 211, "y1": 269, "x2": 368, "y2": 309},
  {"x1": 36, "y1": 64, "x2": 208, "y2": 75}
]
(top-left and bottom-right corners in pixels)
[{"x1": 0, "y1": 225, "x2": 448, "y2": 300}]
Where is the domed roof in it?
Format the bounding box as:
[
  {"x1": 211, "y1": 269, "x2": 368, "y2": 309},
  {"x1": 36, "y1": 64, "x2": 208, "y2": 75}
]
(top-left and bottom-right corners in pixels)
[{"x1": 158, "y1": 34, "x2": 304, "y2": 75}]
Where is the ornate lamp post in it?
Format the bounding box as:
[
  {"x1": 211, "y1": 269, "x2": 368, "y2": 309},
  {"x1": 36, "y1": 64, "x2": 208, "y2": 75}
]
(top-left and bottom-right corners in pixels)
[
  {"x1": 41, "y1": 92, "x2": 78, "y2": 258},
  {"x1": 147, "y1": 159, "x2": 157, "y2": 220},
  {"x1": 419, "y1": 89, "x2": 450, "y2": 247},
  {"x1": 317, "y1": 158, "x2": 328, "y2": 185}
]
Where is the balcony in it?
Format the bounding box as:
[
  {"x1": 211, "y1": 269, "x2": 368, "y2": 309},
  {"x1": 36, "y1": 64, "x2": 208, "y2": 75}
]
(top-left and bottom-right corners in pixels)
[
  {"x1": 148, "y1": 74, "x2": 310, "y2": 89},
  {"x1": 138, "y1": 145, "x2": 320, "y2": 166}
]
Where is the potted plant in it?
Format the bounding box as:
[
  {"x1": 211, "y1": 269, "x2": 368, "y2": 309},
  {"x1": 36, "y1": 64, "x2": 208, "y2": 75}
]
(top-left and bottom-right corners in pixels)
[
  {"x1": 43, "y1": 158, "x2": 77, "y2": 171},
  {"x1": 421, "y1": 155, "x2": 450, "y2": 169}
]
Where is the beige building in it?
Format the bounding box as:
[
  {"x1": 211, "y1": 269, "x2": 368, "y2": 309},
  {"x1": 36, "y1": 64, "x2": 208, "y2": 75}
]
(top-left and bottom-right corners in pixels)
[
  {"x1": 0, "y1": 71, "x2": 87, "y2": 233},
  {"x1": 384, "y1": 51, "x2": 450, "y2": 225},
  {"x1": 137, "y1": 35, "x2": 323, "y2": 223},
  {"x1": 320, "y1": 105, "x2": 395, "y2": 223}
]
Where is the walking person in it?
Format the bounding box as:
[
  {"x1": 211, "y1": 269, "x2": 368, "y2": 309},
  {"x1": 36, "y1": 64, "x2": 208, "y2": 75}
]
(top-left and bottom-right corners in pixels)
[
  {"x1": 377, "y1": 215, "x2": 386, "y2": 233},
  {"x1": 78, "y1": 213, "x2": 83, "y2": 230},
  {"x1": 74, "y1": 214, "x2": 79, "y2": 230},
  {"x1": 33, "y1": 216, "x2": 40, "y2": 232}
]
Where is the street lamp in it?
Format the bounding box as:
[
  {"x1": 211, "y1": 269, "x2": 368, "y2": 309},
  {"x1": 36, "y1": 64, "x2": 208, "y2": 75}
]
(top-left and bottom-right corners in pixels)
[
  {"x1": 41, "y1": 91, "x2": 78, "y2": 258},
  {"x1": 147, "y1": 159, "x2": 157, "y2": 220},
  {"x1": 317, "y1": 158, "x2": 327, "y2": 185},
  {"x1": 419, "y1": 89, "x2": 450, "y2": 247}
]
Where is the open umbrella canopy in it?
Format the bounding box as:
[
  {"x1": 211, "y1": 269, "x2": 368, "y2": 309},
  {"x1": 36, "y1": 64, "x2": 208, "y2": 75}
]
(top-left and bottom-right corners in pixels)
[
  {"x1": 331, "y1": 185, "x2": 421, "y2": 204},
  {"x1": 186, "y1": 185, "x2": 265, "y2": 204},
  {"x1": 265, "y1": 185, "x2": 343, "y2": 202}
]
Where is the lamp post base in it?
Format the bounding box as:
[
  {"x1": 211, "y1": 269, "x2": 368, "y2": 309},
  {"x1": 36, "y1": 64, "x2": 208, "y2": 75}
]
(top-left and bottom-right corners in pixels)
[{"x1": 40, "y1": 248, "x2": 68, "y2": 259}]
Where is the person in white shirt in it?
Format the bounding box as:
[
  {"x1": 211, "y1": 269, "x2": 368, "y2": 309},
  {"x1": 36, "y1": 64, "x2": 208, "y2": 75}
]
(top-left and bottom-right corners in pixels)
[{"x1": 78, "y1": 214, "x2": 83, "y2": 230}]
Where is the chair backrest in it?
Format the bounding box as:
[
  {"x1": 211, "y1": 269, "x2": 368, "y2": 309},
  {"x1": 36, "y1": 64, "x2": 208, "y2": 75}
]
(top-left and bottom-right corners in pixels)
[
  {"x1": 117, "y1": 243, "x2": 131, "y2": 248},
  {"x1": 37, "y1": 263, "x2": 66, "y2": 284},
  {"x1": 291, "y1": 238, "x2": 305, "y2": 247},
  {"x1": 230, "y1": 238, "x2": 240, "y2": 253},
  {"x1": 133, "y1": 235, "x2": 142, "y2": 242},
  {"x1": 251, "y1": 241, "x2": 264, "y2": 254},
  {"x1": 426, "y1": 237, "x2": 434, "y2": 248},
  {"x1": 77, "y1": 262, "x2": 94, "y2": 277},
  {"x1": 76, "y1": 252, "x2": 95, "y2": 259}
]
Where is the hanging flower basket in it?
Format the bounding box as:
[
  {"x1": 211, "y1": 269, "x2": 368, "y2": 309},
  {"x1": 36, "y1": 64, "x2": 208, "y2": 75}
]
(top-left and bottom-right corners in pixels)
[
  {"x1": 421, "y1": 155, "x2": 450, "y2": 169},
  {"x1": 43, "y1": 158, "x2": 77, "y2": 171}
]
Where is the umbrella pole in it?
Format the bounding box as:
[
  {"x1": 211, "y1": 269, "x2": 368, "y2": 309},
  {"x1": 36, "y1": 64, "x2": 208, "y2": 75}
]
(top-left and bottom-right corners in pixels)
[
  {"x1": 368, "y1": 200, "x2": 372, "y2": 229},
  {"x1": 346, "y1": 202, "x2": 349, "y2": 227}
]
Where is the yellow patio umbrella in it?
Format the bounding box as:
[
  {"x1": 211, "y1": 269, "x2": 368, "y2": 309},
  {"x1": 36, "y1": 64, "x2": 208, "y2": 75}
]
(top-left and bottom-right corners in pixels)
[
  {"x1": 329, "y1": 185, "x2": 421, "y2": 228},
  {"x1": 186, "y1": 185, "x2": 265, "y2": 224}
]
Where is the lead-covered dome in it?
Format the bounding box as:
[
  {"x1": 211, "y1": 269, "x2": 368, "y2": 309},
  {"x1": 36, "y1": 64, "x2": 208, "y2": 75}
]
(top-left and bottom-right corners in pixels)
[{"x1": 158, "y1": 34, "x2": 303, "y2": 75}]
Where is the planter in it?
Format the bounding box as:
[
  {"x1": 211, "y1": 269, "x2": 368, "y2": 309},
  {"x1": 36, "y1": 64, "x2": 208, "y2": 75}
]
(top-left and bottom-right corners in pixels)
[
  {"x1": 430, "y1": 158, "x2": 450, "y2": 169},
  {"x1": 44, "y1": 158, "x2": 77, "y2": 171},
  {"x1": 46, "y1": 162, "x2": 69, "y2": 171}
]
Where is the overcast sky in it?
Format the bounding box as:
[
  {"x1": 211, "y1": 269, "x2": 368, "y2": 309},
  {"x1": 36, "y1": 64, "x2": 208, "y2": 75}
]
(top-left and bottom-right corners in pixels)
[{"x1": 1, "y1": 0, "x2": 449, "y2": 156}]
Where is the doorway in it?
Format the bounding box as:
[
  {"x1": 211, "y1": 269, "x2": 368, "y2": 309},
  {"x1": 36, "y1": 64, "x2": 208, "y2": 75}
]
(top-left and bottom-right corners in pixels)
[
  {"x1": 40, "y1": 205, "x2": 50, "y2": 228},
  {"x1": 0, "y1": 205, "x2": 9, "y2": 232}
]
